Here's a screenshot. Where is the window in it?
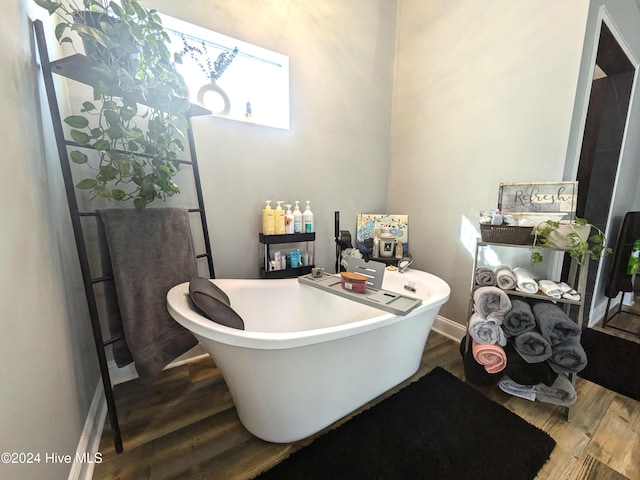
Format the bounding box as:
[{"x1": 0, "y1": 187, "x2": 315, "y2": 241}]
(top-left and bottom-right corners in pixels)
[{"x1": 160, "y1": 13, "x2": 290, "y2": 129}]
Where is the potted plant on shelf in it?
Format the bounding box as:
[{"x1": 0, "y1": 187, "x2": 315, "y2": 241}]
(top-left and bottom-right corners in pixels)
[
  {"x1": 530, "y1": 217, "x2": 612, "y2": 265},
  {"x1": 34, "y1": 0, "x2": 192, "y2": 208}
]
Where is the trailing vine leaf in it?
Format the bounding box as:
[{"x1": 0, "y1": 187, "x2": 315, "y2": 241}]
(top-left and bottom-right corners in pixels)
[{"x1": 530, "y1": 218, "x2": 612, "y2": 265}]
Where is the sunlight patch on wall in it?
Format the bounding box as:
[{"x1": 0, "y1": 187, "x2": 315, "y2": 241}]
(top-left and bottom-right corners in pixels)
[{"x1": 460, "y1": 215, "x2": 480, "y2": 258}]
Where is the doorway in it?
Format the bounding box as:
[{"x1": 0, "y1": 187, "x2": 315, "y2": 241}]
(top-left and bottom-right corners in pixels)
[{"x1": 572, "y1": 20, "x2": 636, "y2": 320}]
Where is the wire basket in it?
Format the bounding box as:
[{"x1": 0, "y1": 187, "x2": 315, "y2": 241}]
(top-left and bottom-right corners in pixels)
[{"x1": 480, "y1": 224, "x2": 533, "y2": 245}]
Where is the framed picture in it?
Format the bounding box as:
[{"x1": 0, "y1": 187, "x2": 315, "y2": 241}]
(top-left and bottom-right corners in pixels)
[
  {"x1": 498, "y1": 181, "x2": 578, "y2": 223},
  {"x1": 356, "y1": 214, "x2": 409, "y2": 255}
]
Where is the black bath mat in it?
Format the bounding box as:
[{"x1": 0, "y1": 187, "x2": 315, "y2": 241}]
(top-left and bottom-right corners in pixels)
[
  {"x1": 254, "y1": 367, "x2": 555, "y2": 480},
  {"x1": 578, "y1": 328, "x2": 640, "y2": 402}
]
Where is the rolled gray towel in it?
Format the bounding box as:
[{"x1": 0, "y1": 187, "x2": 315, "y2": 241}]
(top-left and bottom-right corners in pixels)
[
  {"x1": 468, "y1": 313, "x2": 507, "y2": 346},
  {"x1": 495, "y1": 265, "x2": 517, "y2": 290},
  {"x1": 475, "y1": 266, "x2": 496, "y2": 287},
  {"x1": 513, "y1": 331, "x2": 552, "y2": 363},
  {"x1": 473, "y1": 286, "x2": 511, "y2": 322},
  {"x1": 535, "y1": 374, "x2": 577, "y2": 406},
  {"x1": 532, "y1": 301, "x2": 581, "y2": 346},
  {"x1": 503, "y1": 298, "x2": 536, "y2": 337},
  {"x1": 547, "y1": 337, "x2": 588, "y2": 374}
]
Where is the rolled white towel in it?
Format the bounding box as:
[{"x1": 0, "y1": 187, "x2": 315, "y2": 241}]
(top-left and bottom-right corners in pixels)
[
  {"x1": 513, "y1": 267, "x2": 538, "y2": 294},
  {"x1": 538, "y1": 280, "x2": 562, "y2": 299},
  {"x1": 557, "y1": 282, "x2": 581, "y2": 301}
]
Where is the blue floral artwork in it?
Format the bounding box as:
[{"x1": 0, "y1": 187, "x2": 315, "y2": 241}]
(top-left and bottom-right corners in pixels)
[{"x1": 356, "y1": 214, "x2": 409, "y2": 255}]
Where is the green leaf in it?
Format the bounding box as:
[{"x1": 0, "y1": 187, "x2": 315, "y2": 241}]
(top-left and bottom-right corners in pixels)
[
  {"x1": 70, "y1": 129, "x2": 91, "y2": 145},
  {"x1": 98, "y1": 165, "x2": 119, "y2": 181},
  {"x1": 33, "y1": 0, "x2": 61, "y2": 15},
  {"x1": 54, "y1": 23, "x2": 68, "y2": 41},
  {"x1": 111, "y1": 189, "x2": 126, "y2": 200},
  {"x1": 70, "y1": 150, "x2": 88, "y2": 164},
  {"x1": 92, "y1": 139, "x2": 110, "y2": 150},
  {"x1": 76, "y1": 178, "x2": 98, "y2": 189},
  {"x1": 133, "y1": 197, "x2": 147, "y2": 209},
  {"x1": 64, "y1": 115, "x2": 90, "y2": 128},
  {"x1": 81, "y1": 101, "x2": 97, "y2": 112}
]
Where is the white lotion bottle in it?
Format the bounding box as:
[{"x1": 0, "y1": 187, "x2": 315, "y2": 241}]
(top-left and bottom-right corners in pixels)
[
  {"x1": 275, "y1": 201, "x2": 286, "y2": 234},
  {"x1": 284, "y1": 204, "x2": 294, "y2": 234},
  {"x1": 302, "y1": 201, "x2": 314, "y2": 233},
  {"x1": 293, "y1": 201, "x2": 303, "y2": 233}
]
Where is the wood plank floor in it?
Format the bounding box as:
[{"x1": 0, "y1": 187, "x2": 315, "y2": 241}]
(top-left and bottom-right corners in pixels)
[{"x1": 93, "y1": 325, "x2": 640, "y2": 480}]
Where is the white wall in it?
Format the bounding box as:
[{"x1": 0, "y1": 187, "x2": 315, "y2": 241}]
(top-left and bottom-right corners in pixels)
[
  {"x1": 388, "y1": 0, "x2": 590, "y2": 324},
  {"x1": 0, "y1": 2, "x2": 99, "y2": 479},
  {"x1": 147, "y1": 0, "x2": 398, "y2": 279}
]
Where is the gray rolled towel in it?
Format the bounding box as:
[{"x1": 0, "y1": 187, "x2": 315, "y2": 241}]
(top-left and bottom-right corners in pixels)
[
  {"x1": 547, "y1": 337, "x2": 588, "y2": 374},
  {"x1": 532, "y1": 301, "x2": 581, "y2": 346},
  {"x1": 535, "y1": 374, "x2": 577, "y2": 406},
  {"x1": 502, "y1": 298, "x2": 536, "y2": 337},
  {"x1": 473, "y1": 286, "x2": 511, "y2": 322},
  {"x1": 513, "y1": 331, "x2": 552, "y2": 364},
  {"x1": 475, "y1": 266, "x2": 496, "y2": 287},
  {"x1": 495, "y1": 265, "x2": 517, "y2": 290}
]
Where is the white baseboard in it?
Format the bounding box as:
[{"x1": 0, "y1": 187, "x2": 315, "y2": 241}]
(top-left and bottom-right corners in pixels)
[
  {"x1": 68, "y1": 382, "x2": 107, "y2": 480},
  {"x1": 432, "y1": 314, "x2": 466, "y2": 342}
]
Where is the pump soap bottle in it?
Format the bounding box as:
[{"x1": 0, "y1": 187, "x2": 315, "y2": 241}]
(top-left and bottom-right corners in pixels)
[
  {"x1": 284, "y1": 204, "x2": 294, "y2": 234},
  {"x1": 275, "y1": 201, "x2": 286, "y2": 234},
  {"x1": 293, "y1": 201, "x2": 303, "y2": 233},
  {"x1": 303, "y1": 201, "x2": 314, "y2": 233},
  {"x1": 262, "y1": 200, "x2": 275, "y2": 235}
]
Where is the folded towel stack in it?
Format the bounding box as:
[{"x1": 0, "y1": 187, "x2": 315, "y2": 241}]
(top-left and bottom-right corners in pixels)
[{"x1": 463, "y1": 267, "x2": 585, "y2": 405}]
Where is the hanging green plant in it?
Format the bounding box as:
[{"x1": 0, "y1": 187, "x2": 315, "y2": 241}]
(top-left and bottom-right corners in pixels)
[
  {"x1": 530, "y1": 217, "x2": 613, "y2": 265},
  {"x1": 34, "y1": 0, "x2": 192, "y2": 208}
]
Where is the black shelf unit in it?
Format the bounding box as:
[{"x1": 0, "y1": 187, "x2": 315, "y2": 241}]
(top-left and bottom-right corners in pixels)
[
  {"x1": 33, "y1": 20, "x2": 214, "y2": 454},
  {"x1": 259, "y1": 232, "x2": 315, "y2": 278}
]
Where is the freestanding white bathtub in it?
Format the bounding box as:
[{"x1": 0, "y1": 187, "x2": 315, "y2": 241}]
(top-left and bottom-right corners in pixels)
[{"x1": 166, "y1": 269, "x2": 450, "y2": 443}]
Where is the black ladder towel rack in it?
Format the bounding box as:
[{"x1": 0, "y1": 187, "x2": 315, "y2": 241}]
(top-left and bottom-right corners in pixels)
[{"x1": 33, "y1": 19, "x2": 215, "y2": 453}]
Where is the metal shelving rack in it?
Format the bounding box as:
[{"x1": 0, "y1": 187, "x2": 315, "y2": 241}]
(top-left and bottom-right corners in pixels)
[
  {"x1": 33, "y1": 19, "x2": 215, "y2": 453},
  {"x1": 466, "y1": 240, "x2": 589, "y2": 420}
]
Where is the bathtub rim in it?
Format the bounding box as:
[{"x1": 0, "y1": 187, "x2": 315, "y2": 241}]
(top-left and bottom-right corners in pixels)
[{"x1": 166, "y1": 270, "x2": 450, "y2": 350}]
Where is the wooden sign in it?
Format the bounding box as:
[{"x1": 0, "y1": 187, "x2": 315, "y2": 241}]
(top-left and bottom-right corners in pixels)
[{"x1": 498, "y1": 181, "x2": 578, "y2": 218}]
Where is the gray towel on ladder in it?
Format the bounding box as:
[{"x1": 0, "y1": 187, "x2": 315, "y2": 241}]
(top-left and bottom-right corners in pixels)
[{"x1": 98, "y1": 207, "x2": 199, "y2": 381}]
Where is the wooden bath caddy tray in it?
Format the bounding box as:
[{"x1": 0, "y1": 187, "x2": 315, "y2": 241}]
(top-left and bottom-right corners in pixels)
[{"x1": 298, "y1": 272, "x2": 422, "y2": 316}]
